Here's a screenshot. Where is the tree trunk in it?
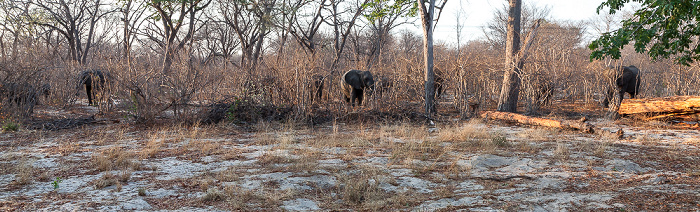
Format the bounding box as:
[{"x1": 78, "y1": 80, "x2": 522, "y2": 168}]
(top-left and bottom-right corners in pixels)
[
  {"x1": 418, "y1": 0, "x2": 436, "y2": 117},
  {"x1": 619, "y1": 96, "x2": 700, "y2": 115},
  {"x1": 496, "y1": 0, "x2": 522, "y2": 112},
  {"x1": 481, "y1": 111, "x2": 594, "y2": 133}
]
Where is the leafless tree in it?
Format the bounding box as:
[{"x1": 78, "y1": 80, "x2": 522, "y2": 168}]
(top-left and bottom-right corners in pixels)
[
  {"x1": 145, "y1": 0, "x2": 211, "y2": 74},
  {"x1": 416, "y1": 0, "x2": 448, "y2": 117},
  {"x1": 218, "y1": 0, "x2": 277, "y2": 72},
  {"x1": 496, "y1": 0, "x2": 522, "y2": 112},
  {"x1": 29, "y1": 0, "x2": 114, "y2": 65},
  {"x1": 325, "y1": 0, "x2": 370, "y2": 71}
]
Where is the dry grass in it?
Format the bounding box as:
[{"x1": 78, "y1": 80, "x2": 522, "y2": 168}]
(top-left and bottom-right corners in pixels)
[
  {"x1": 202, "y1": 188, "x2": 225, "y2": 202},
  {"x1": 10, "y1": 160, "x2": 35, "y2": 186},
  {"x1": 92, "y1": 146, "x2": 141, "y2": 172},
  {"x1": 517, "y1": 128, "x2": 554, "y2": 141},
  {"x1": 635, "y1": 134, "x2": 660, "y2": 146},
  {"x1": 437, "y1": 121, "x2": 490, "y2": 143},
  {"x1": 141, "y1": 132, "x2": 164, "y2": 159},
  {"x1": 93, "y1": 172, "x2": 126, "y2": 189},
  {"x1": 554, "y1": 141, "x2": 570, "y2": 160},
  {"x1": 338, "y1": 167, "x2": 386, "y2": 206}
]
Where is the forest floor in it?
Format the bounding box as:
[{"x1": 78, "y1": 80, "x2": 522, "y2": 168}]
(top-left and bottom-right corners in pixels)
[{"x1": 1, "y1": 102, "x2": 699, "y2": 211}]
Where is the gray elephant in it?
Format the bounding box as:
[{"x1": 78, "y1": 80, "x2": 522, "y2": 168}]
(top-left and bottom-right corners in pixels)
[
  {"x1": 310, "y1": 74, "x2": 324, "y2": 102},
  {"x1": 77, "y1": 69, "x2": 110, "y2": 106},
  {"x1": 434, "y1": 67, "x2": 445, "y2": 99},
  {"x1": 339, "y1": 69, "x2": 375, "y2": 107},
  {"x1": 602, "y1": 65, "x2": 641, "y2": 108}
]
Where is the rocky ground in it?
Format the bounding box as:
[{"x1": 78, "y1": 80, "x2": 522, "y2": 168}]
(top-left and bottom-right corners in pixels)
[{"x1": 1, "y1": 106, "x2": 699, "y2": 211}]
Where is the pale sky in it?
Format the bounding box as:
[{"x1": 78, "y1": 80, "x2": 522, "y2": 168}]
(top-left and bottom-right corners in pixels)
[{"x1": 404, "y1": 0, "x2": 613, "y2": 44}]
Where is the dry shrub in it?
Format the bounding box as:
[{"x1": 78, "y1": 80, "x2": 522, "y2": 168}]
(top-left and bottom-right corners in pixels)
[
  {"x1": 202, "y1": 188, "x2": 225, "y2": 202},
  {"x1": 339, "y1": 167, "x2": 386, "y2": 206},
  {"x1": 92, "y1": 146, "x2": 139, "y2": 172},
  {"x1": 437, "y1": 121, "x2": 490, "y2": 142},
  {"x1": 554, "y1": 141, "x2": 570, "y2": 160}
]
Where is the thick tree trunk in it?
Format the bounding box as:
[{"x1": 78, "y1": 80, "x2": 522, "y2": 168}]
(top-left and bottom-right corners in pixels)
[
  {"x1": 497, "y1": 0, "x2": 522, "y2": 113},
  {"x1": 418, "y1": 0, "x2": 436, "y2": 117},
  {"x1": 618, "y1": 96, "x2": 700, "y2": 115},
  {"x1": 481, "y1": 111, "x2": 594, "y2": 133}
]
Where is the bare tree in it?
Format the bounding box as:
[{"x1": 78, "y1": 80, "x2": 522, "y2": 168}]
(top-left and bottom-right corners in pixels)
[
  {"x1": 219, "y1": 0, "x2": 277, "y2": 72},
  {"x1": 482, "y1": 2, "x2": 550, "y2": 51},
  {"x1": 325, "y1": 0, "x2": 370, "y2": 71},
  {"x1": 363, "y1": 0, "x2": 413, "y2": 70},
  {"x1": 119, "y1": 0, "x2": 148, "y2": 65},
  {"x1": 416, "y1": 0, "x2": 448, "y2": 117},
  {"x1": 496, "y1": 0, "x2": 522, "y2": 112},
  {"x1": 29, "y1": 0, "x2": 114, "y2": 65},
  {"x1": 287, "y1": 0, "x2": 325, "y2": 55},
  {"x1": 146, "y1": 0, "x2": 211, "y2": 74}
]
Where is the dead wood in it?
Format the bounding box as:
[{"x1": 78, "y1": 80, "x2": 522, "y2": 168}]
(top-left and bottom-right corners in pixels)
[
  {"x1": 619, "y1": 96, "x2": 700, "y2": 115},
  {"x1": 481, "y1": 111, "x2": 594, "y2": 133}
]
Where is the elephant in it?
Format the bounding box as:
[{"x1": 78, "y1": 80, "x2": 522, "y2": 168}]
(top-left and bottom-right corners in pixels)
[
  {"x1": 339, "y1": 69, "x2": 375, "y2": 107},
  {"x1": 602, "y1": 65, "x2": 641, "y2": 108},
  {"x1": 375, "y1": 75, "x2": 393, "y2": 97},
  {"x1": 76, "y1": 69, "x2": 110, "y2": 106},
  {"x1": 310, "y1": 74, "x2": 324, "y2": 102},
  {"x1": 0, "y1": 82, "x2": 38, "y2": 117},
  {"x1": 434, "y1": 67, "x2": 445, "y2": 99}
]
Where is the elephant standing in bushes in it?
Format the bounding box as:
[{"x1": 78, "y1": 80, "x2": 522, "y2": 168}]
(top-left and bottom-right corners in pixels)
[
  {"x1": 434, "y1": 67, "x2": 445, "y2": 99},
  {"x1": 310, "y1": 74, "x2": 324, "y2": 103},
  {"x1": 602, "y1": 65, "x2": 641, "y2": 108},
  {"x1": 340, "y1": 69, "x2": 375, "y2": 107},
  {"x1": 76, "y1": 69, "x2": 110, "y2": 106}
]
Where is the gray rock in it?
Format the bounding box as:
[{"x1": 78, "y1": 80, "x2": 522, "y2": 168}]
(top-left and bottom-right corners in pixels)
[
  {"x1": 605, "y1": 159, "x2": 646, "y2": 174},
  {"x1": 281, "y1": 198, "x2": 320, "y2": 211},
  {"x1": 121, "y1": 198, "x2": 152, "y2": 210}
]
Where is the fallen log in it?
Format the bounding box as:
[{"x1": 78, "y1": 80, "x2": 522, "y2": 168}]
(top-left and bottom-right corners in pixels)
[
  {"x1": 480, "y1": 111, "x2": 594, "y2": 133},
  {"x1": 619, "y1": 96, "x2": 700, "y2": 115}
]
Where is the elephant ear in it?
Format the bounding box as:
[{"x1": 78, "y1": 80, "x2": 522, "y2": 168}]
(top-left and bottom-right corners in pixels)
[{"x1": 344, "y1": 70, "x2": 364, "y2": 90}]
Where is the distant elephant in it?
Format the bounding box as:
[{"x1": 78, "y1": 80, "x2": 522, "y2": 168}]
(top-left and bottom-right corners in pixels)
[
  {"x1": 375, "y1": 75, "x2": 393, "y2": 97},
  {"x1": 310, "y1": 74, "x2": 324, "y2": 102},
  {"x1": 0, "y1": 82, "x2": 38, "y2": 117},
  {"x1": 339, "y1": 69, "x2": 375, "y2": 107},
  {"x1": 76, "y1": 69, "x2": 110, "y2": 106},
  {"x1": 434, "y1": 67, "x2": 445, "y2": 99},
  {"x1": 602, "y1": 65, "x2": 641, "y2": 108}
]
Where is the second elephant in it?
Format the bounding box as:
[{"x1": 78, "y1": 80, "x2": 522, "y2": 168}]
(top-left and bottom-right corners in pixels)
[
  {"x1": 602, "y1": 65, "x2": 641, "y2": 108},
  {"x1": 77, "y1": 69, "x2": 110, "y2": 106},
  {"x1": 340, "y1": 69, "x2": 375, "y2": 107}
]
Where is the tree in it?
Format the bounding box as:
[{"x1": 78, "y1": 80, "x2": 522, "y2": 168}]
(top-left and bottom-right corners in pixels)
[
  {"x1": 29, "y1": 0, "x2": 114, "y2": 65},
  {"x1": 146, "y1": 0, "x2": 211, "y2": 74},
  {"x1": 415, "y1": 0, "x2": 447, "y2": 117},
  {"x1": 496, "y1": 0, "x2": 522, "y2": 112},
  {"x1": 589, "y1": 0, "x2": 700, "y2": 65},
  {"x1": 218, "y1": 0, "x2": 276, "y2": 72}
]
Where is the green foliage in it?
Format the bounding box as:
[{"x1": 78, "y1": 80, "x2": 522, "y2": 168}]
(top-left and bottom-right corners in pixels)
[
  {"x1": 590, "y1": 0, "x2": 700, "y2": 65},
  {"x1": 2, "y1": 121, "x2": 19, "y2": 132},
  {"x1": 51, "y1": 177, "x2": 62, "y2": 190},
  {"x1": 226, "y1": 98, "x2": 243, "y2": 122},
  {"x1": 364, "y1": 0, "x2": 418, "y2": 23}
]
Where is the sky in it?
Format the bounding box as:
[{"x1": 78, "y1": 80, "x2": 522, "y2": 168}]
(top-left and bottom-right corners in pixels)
[{"x1": 402, "y1": 0, "x2": 612, "y2": 44}]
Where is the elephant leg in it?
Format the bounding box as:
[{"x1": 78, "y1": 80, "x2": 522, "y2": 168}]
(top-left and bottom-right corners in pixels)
[
  {"x1": 350, "y1": 90, "x2": 357, "y2": 107},
  {"x1": 86, "y1": 84, "x2": 93, "y2": 105},
  {"x1": 357, "y1": 89, "x2": 364, "y2": 106},
  {"x1": 616, "y1": 91, "x2": 625, "y2": 107}
]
